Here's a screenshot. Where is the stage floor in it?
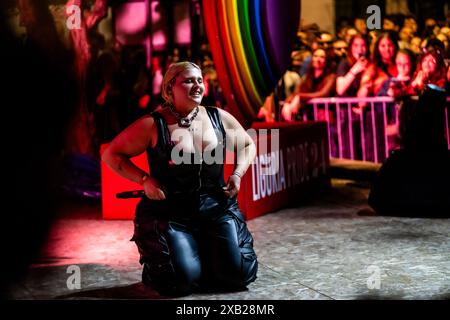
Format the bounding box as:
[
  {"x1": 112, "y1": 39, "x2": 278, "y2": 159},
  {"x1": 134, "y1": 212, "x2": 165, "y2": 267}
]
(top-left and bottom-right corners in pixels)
[{"x1": 8, "y1": 176, "x2": 450, "y2": 300}]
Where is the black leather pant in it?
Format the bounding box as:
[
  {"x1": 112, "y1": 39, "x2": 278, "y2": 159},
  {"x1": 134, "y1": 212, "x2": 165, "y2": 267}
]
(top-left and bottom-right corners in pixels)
[{"x1": 131, "y1": 192, "x2": 258, "y2": 296}]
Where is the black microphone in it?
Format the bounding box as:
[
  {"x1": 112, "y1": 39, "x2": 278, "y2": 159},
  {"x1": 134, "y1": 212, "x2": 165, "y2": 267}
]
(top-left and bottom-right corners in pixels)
[{"x1": 116, "y1": 190, "x2": 145, "y2": 199}]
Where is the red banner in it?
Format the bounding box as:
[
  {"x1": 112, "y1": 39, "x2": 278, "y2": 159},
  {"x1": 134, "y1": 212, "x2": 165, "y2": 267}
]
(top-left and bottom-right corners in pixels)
[{"x1": 233, "y1": 121, "x2": 330, "y2": 219}]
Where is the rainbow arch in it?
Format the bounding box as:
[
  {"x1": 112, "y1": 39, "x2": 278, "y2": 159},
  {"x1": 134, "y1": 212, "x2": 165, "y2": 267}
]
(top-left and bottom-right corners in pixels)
[{"x1": 203, "y1": 0, "x2": 301, "y2": 126}]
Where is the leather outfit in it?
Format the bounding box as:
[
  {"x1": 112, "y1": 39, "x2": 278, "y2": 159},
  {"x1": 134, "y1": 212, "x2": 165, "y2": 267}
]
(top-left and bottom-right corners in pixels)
[{"x1": 131, "y1": 107, "x2": 258, "y2": 296}]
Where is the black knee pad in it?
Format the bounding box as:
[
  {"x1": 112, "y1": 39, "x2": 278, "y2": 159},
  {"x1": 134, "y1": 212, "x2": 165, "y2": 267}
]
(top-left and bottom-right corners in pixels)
[
  {"x1": 142, "y1": 261, "x2": 197, "y2": 297},
  {"x1": 239, "y1": 245, "x2": 258, "y2": 287},
  {"x1": 221, "y1": 245, "x2": 258, "y2": 289},
  {"x1": 230, "y1": 208, "x2": 258, "y2": 287}
]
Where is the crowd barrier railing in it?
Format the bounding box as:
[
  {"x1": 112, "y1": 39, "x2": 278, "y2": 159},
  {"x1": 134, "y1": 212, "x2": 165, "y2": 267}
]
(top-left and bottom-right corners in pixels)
[{"x1": 302, "y1": 97, "x2": 450, "y2": 163}]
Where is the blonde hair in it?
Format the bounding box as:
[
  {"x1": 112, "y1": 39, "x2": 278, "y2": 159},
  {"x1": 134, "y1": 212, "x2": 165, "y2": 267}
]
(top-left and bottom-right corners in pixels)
[{"x1": 161, "y1": 61, "x2": 202, "y2": 104}]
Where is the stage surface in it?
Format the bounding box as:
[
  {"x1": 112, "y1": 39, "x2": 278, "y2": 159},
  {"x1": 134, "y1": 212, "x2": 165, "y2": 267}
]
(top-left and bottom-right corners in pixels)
[{"x1": 8, "y1": 168, "x2": 450, "y2": 300}]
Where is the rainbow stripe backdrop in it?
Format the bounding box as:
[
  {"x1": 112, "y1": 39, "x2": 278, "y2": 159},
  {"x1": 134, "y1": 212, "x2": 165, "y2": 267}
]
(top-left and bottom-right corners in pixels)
[{"x1": 203, "y1": 0, "x2": 301, "y2": 126}]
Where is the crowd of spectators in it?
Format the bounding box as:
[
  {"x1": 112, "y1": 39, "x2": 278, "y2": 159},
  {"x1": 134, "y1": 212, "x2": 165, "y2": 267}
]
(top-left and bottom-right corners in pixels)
[
  {"x1": 262, "y1": 15, "x2": 450, "y2": 124},
  {"x1": 255, "y1": 14, "x2": 450, "y2": 161},
  {"x1": 87, "y1": 12, "x2": 450, "y2": 161}
]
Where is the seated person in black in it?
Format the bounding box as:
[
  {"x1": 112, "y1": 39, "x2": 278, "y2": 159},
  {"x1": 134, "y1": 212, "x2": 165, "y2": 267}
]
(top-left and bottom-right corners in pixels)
[
  {"x1": 102, "y1": 62, "x2": 258, "y2": 296},
  {"x1": 368, "y1": 85, "x2": 450, "y2": 217}
]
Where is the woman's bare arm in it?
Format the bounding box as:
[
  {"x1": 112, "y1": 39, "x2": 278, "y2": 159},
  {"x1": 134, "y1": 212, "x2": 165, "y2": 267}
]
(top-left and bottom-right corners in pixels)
[
  {"x1": 336, "y1": 59, "x2": 368, "y2": 96},
  {"x1": 102, "y1": 115, "x2": 165, "y2": 200},
  {"x1": 299, "y1": 74, "x2": 337, "y2": 101},
  {"x1": 101, "y1": 116, "x2": 155, "y2": 185},
  {"x1": 336, "y1": 73, "x2": 355, "y2": 96},
  {"x1": 218, "y1": 108, "x2": 256, "y2": 197},
  {"x1": 218, "y1": 109, "x2": 256, "y2": 176}
]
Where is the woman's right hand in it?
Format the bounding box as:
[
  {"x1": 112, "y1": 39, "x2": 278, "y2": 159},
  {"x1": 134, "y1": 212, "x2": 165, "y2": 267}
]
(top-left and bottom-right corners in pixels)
[
  {"x1": 412, "y1": 71, "x2": 425, "y2": 89},
  {"x1": 352, "y1": 105, "x2": 364, "y2": 115},
  {"x1": 350, "y1": 58, "x2": 368, "y2": 75},
  {"x1": 143, "y1": 176, "x2": 166, "y2": 200},
  {"x1": 281, "y1": 94, "x2": 300, "y2": 121}
]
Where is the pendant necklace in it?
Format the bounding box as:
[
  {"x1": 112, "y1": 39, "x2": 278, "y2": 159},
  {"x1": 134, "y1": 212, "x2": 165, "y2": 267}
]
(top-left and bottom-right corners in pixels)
[{"x1": 168, "y1": 104, "x2": 199, "y2": 128}]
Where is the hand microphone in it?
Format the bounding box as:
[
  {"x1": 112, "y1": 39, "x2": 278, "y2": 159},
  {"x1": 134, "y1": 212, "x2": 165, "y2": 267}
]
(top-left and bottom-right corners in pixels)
[{"x1": 116, "y1": 190, "x2": 145, "y2": 199}]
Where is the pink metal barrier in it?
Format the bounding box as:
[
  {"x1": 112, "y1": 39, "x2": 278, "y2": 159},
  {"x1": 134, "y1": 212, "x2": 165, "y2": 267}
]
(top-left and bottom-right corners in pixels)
[{"x1": 304, "y1": 97, "x2": 450, "y2": 163}]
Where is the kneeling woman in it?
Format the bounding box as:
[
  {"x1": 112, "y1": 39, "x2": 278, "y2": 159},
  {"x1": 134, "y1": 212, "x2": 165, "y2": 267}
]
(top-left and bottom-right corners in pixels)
[{"x1": 102, "y1": 62, "x2": 258, "y2": 296}]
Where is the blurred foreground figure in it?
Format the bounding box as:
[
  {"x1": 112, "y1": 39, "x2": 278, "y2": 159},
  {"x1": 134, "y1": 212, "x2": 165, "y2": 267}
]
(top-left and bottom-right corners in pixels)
[
  {"x1": 0, "y1": 1, "x2": 74, "y2": 296},
  {"x1": 369, "y1": 86, "x2": 450, "y2": 217}
]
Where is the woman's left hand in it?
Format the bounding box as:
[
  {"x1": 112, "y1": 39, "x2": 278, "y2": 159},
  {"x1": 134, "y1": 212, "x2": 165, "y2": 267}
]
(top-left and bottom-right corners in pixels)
[{"x1": 223, "y1": 174, "x2": 241, "y2": 198}]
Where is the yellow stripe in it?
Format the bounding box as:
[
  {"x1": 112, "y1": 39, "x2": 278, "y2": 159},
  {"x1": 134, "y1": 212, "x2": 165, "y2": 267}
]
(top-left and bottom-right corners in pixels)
[{"x1": 220, "y1": 0, "x2": 254, "y2": 116}]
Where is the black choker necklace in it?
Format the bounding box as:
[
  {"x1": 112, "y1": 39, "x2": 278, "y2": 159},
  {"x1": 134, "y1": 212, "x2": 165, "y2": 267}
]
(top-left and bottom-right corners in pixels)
[{"x1": 168, "y1": 104, "x2": 199, "y2": 127}]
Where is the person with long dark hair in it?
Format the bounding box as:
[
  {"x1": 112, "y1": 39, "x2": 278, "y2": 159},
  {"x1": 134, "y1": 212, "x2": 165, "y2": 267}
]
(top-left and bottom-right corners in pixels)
[
  {"x1": 358, "y1": 31, "x2": 399, "y2": 98},
  {"x1": 335, "y1": 34, "x2": 369, "y2": 159},
  {"x1": 336, "y1": 34, "x2": 369, "y2": 97},
  {"x1": 409, "y1": 47, "x2": 447, "y2": 94},
  {"x1": 282, "y1": 47, "x2": 336, "y2": 121},
  {"x1": 357, "y1": 31, "x2": 399, "y2": 162}
]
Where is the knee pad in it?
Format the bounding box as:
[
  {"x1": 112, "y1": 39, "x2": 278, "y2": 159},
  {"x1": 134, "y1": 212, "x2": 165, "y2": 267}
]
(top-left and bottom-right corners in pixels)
[
  {"x1": 142, "y1": 261, "x2": 197, "y2": 297},
  {"x1": 239, "y1": 245, "x2": 258, "y2": 287}
]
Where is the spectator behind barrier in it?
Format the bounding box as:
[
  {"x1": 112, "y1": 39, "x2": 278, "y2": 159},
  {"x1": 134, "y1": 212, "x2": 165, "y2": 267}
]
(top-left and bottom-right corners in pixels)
[
  {"x1": 410, "y1": 45, "x2": 447, "y2": 94},
  {"x1": 358, "y1": 31, "x2": 399, "y2": 99},
  {"x1": 282, "y1": 47, "x2": 336, "y2": 121},
  {"x1": 336, "y1": 33, "x2": 369, "y2": 97},
  {"x1": 378, "y1": 49, "x2": 415, "y2": 98}
]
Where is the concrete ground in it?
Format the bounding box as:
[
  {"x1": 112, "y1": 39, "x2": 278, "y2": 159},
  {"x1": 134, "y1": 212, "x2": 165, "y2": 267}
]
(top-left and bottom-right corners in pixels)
[{"x1": 7, "y1": 161, "x2": 450, "y2": 300}]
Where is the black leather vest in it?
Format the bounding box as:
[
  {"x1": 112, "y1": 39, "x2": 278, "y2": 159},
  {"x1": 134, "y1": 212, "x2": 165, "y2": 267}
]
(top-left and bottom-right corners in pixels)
[{"x1": 146, "y1": 106, "x2": 227, "y2": 197}]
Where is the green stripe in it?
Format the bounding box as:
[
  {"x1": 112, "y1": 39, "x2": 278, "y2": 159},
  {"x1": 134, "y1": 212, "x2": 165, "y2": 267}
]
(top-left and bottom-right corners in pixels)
[{"x1": 237, "y1": 0, "x2": 269, "y2": 95}]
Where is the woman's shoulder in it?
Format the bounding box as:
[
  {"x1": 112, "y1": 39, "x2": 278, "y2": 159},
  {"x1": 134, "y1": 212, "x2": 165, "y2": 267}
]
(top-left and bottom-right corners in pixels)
[
  {"x1": 130, "y1": 114, "x2": 156, "y2": 130},
  {"x1": 205, "y1": 105, "x2": 230, "y2": 116},
  {"x1": 202, "y1": 105, "x2": 219, "y2": 111},
  {"x1": 204, "y1": 106, "x2": 237, "y2": 127},
  {"x1": 111, "y1": 114, "x2": 157, "y2": 150},
  {"x1": 202, "y1": 105, "x2": 224, "y2": 117},
  {"x1": 151, "y1": 105, "x2": 166, "y2": 117},
  {"x1": 151, "y1": 106, "x2": 179, "y2": 125}
]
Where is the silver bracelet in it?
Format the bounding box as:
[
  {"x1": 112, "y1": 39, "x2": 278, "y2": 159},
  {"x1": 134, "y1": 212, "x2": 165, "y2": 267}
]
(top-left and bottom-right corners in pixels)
[{"x1": 232, "y1": 171, "x2": 242, "y2": 178}]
